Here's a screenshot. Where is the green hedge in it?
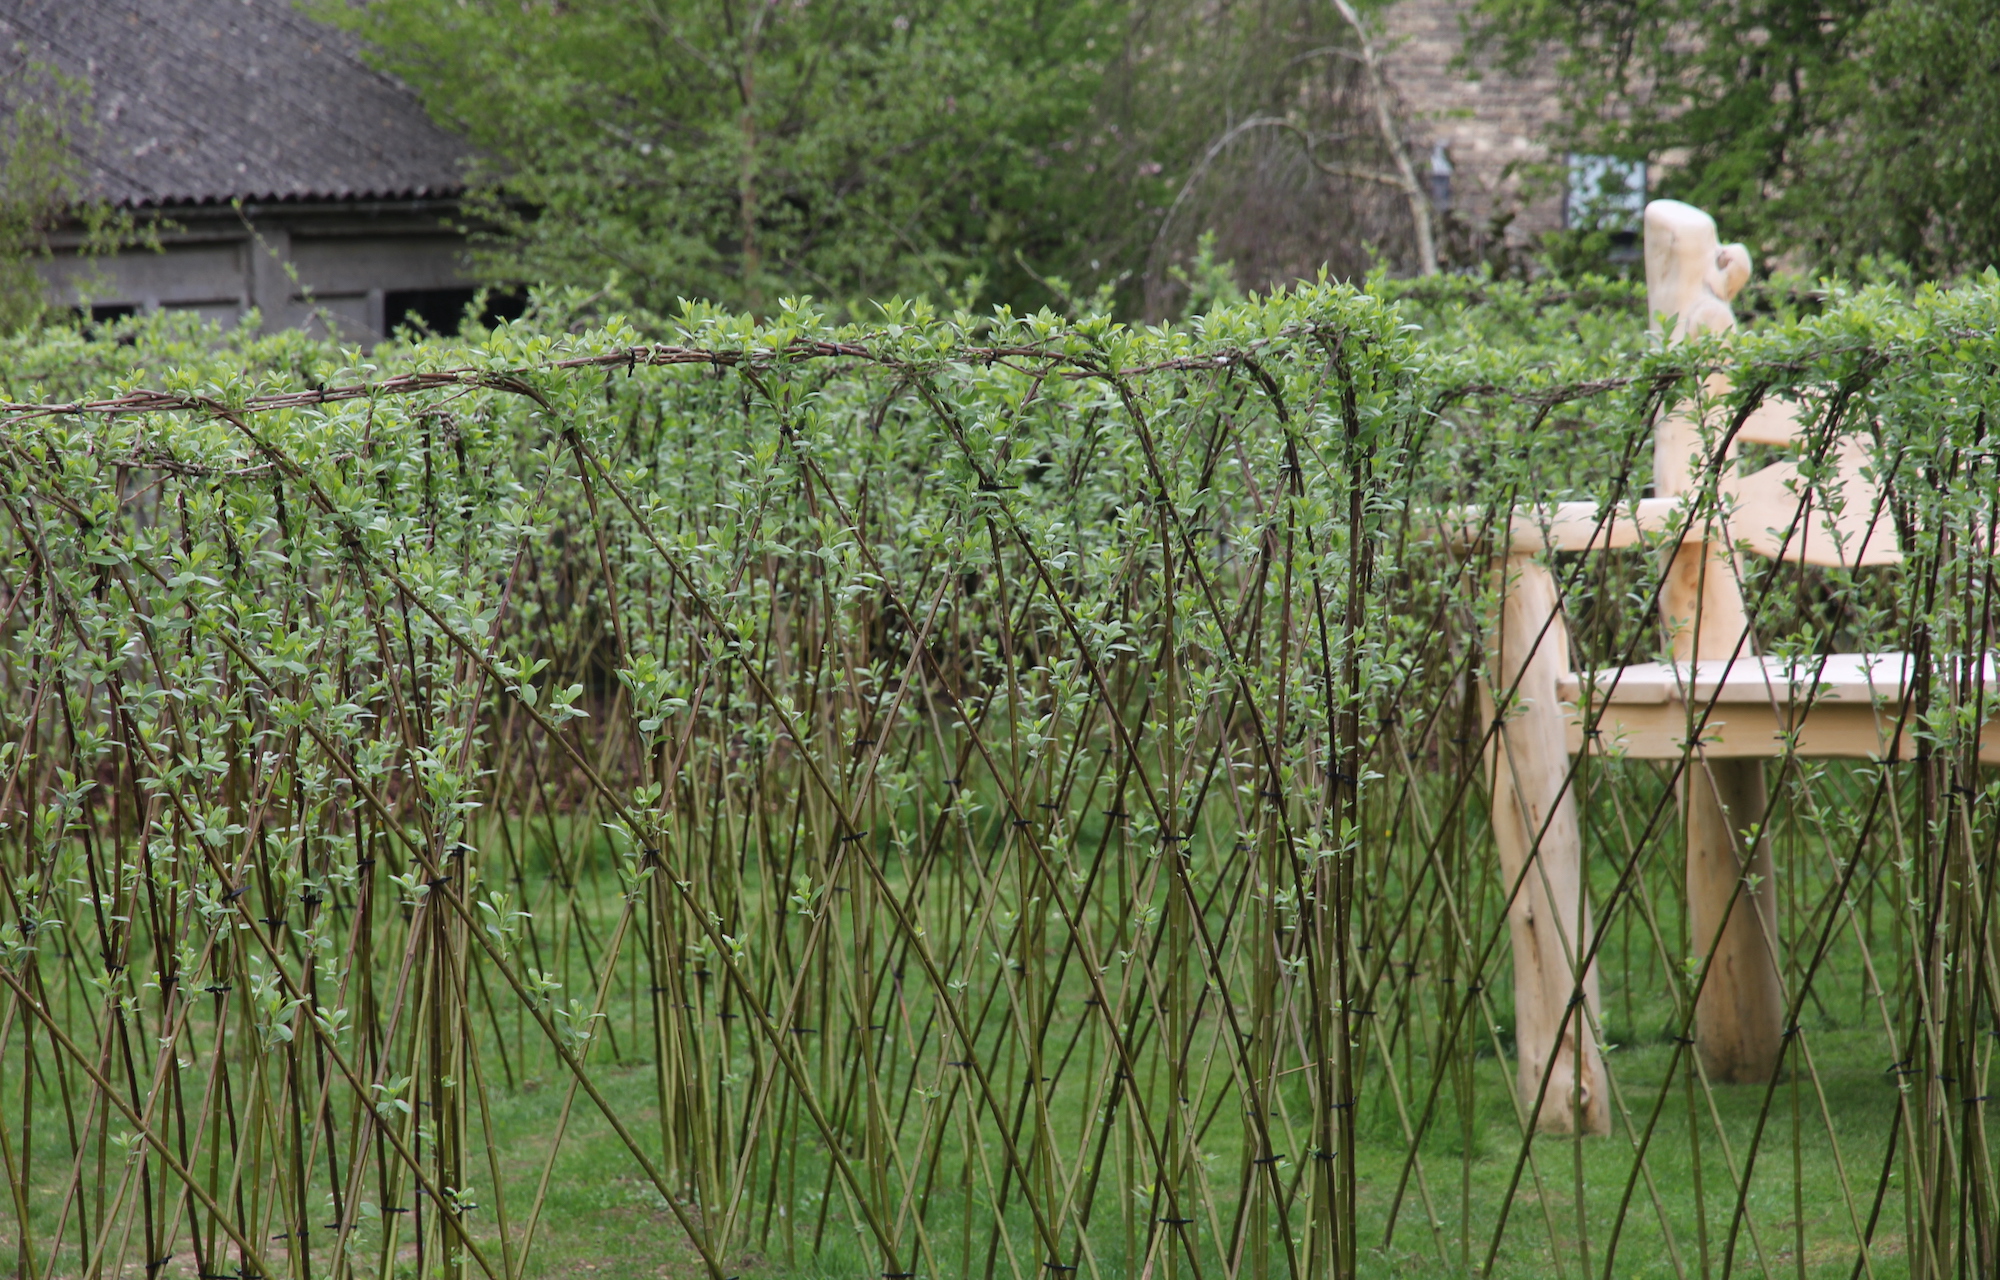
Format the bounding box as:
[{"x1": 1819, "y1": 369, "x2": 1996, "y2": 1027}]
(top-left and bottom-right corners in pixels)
[{"x1": 0, "y1": 277, "x2": 1994, "y2": 1279}]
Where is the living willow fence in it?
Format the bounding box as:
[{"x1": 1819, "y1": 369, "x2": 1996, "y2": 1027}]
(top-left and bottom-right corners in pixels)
[{"x1": 0, "y1": 282, "x2": 1993, "y2": 1280}]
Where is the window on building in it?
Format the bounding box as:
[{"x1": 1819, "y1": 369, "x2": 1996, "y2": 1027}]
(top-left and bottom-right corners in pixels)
[
  {"x1": 1566, "y1": 155, "x2": 1647, "y2": 225},
  {"x1": 1566, "y1": 154, "x2": 1647, "y2": 258},
  {"x1": 385, "y1": 287, "x2": 528, "y2": 338}
]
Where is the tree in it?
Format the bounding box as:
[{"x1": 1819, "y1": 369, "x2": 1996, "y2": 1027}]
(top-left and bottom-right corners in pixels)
[
  {"x1": 0, "y1": 51, "x2": 98, "y2": 332},
  {"x1": 1124, "y1": 0, "x2": 1438, "y2": 314},
  {"x1": 1836, "y1": 0, "x2": 2000, "y2": 274},
  {"x1": 322, "y1": 0, "x2": 1129, "y2": 314},
  {"x1": 1475, "y1": 0, "x2": 2000, "y2": 276},
  {"x1": 325, "y1": 0, "x2": 1437, "y2": 316}
]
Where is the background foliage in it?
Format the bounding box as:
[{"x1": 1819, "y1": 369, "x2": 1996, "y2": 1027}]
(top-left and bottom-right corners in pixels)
[
  {"x1": 1475, "y1": 0, "x2": 2000, "y2": 277},
  {"x1": 319, "y1": 0, "x2": 1426, "y2": 319},
  {"x1": 0, "y1": 50, "x2": 130, "y2": 334}
]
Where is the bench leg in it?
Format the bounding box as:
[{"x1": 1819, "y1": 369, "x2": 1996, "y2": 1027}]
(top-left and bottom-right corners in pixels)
[
  {"x1": 1487, "y1": 555, "x2": 1610, "y2": 1135},
  {"x1": 1661, "y1": 539, "x2": 1787, "y2": 1082},
  {"x1": 1686, "y1": 760, "x2": 1783, "y2": 1082}
]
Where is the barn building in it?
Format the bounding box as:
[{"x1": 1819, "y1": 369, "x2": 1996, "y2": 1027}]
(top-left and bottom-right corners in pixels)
[{"x1": 4, "y1": 0, "x2": 487, "y2": 343}]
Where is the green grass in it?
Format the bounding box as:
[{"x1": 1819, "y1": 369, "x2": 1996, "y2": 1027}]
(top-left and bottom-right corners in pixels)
[{"x1": 304, "y1": 982, "x2": 1920, "y2": 1280}]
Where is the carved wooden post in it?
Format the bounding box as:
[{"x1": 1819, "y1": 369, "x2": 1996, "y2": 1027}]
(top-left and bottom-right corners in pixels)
[
  {"x1": 1647, "y1": 200, "x2": 1784, "y2": 1083},
  {"x1": 1486, "y1": 554, "x2": 1609, "y2": 1134}
]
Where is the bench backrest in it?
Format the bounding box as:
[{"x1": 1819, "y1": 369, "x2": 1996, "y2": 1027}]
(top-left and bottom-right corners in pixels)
[{"x1": 1644, "y1": 199, "x2": 1900, "y2": 573}]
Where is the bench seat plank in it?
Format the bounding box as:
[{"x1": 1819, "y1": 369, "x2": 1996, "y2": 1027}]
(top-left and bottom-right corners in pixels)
[{"x1": 1553, "y1": 653, "x2": 2000, "y2": 761}]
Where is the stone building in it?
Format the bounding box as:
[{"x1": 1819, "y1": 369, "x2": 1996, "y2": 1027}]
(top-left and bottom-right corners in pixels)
[
  {"x1": 1376, "y1": 0, "x2": 1568, "y2": 254},
  {"x1": 1377, "y1": 0, "x2": 1647, "y2": 262},
  {"x1": 5, "y1": 0, "x2": 486, "y2": 342}
]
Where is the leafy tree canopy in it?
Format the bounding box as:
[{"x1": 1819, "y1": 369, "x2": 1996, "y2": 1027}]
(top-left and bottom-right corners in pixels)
[
  {"x1": 0, "y1": 52, "x2": 108, "y2": 332},
  {"x1": 320, "y1": 0, "x2": 1425, "y2": 317},
  {"x1": 321, "y1": 0, "x2": 1153, "y2": 314},
  {"x1": 1476, "y1": 0, "x2": 2000, "y2": 276}
]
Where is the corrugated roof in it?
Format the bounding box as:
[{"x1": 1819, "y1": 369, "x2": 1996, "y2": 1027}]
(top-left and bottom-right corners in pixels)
[{"x1": 0, "y1": 0, "x2": 469, "y2": 207}]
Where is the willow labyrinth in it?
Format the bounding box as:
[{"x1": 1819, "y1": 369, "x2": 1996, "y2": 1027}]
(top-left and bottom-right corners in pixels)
[{"x1": 0, "y1": 282, "x2": 1995, "y2": 1280}]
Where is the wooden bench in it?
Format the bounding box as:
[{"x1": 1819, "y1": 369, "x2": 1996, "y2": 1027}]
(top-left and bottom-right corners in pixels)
[{"x1": 1473, "y1": 199, "x2": 1965, "y2": 1134}]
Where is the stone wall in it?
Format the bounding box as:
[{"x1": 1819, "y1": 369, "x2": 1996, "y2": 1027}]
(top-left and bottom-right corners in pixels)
[{"x1": 1375, "y1": 0, "x2": 1565, "y2": 252}]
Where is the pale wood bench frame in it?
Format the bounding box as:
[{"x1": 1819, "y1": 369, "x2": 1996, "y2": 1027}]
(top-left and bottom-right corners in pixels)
[{"x1": 1467, "y1": 200, "x2": 1973, "y2": 1135}]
